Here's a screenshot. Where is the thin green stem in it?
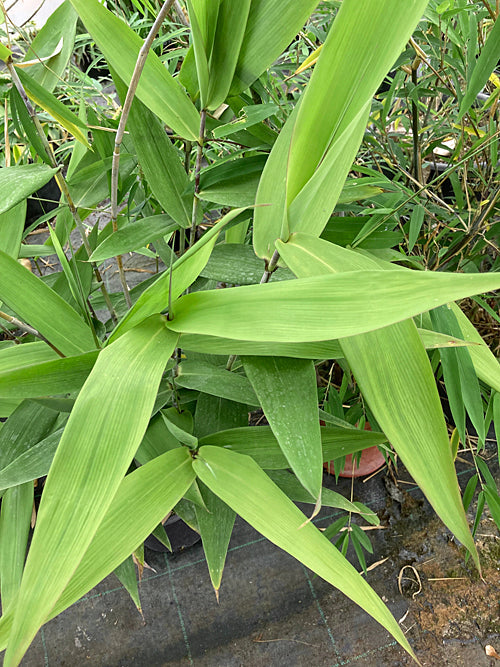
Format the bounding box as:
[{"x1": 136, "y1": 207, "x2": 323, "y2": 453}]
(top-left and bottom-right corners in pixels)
[{"x1": 189, "y1": 109, "x2": 207, "y2": 247}]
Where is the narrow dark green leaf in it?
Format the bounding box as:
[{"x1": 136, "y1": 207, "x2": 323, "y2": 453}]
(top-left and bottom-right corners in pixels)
[
  {"x1": 0, "y1": 249, "x2": 96, "y2": 355},
  {"x1": 199, "y1": 425, "x2": 388, "y2": 470},
  {"x1": 177, "y1": 360, "x2": 259, "y2": 405},
  {"x1": 90, "y1": 215, "x2": 179, "y2": 263},
  {"x1": 242, "y1": 356, "x2": 322, "y2": 500},
  {"x1": 195, "y1": 482, "x2": 236, "y2": 593}
]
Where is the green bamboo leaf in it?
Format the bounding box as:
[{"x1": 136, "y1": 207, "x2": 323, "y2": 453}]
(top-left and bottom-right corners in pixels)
[
  {"x1": 242, "y1": 357, "x2": 322, "y2": 500},
  {"x1": 199, "y1": 425, "x2": 388, "y2": 470},
  {"x1": 0, "y1": 201, "x2": 25, "y2": 259},
  {"x1": 0, "y1": 427, "x2": 64, "y2": 493},
  {"x1": 177, "y1": 359, "x2": 259, "y2": 406},
  {"x1": 113, "y1": 555, "x2": 142, "y2": 613},
  {"x1": 0, "y1": 165, "x2": 58, "y2": 216},
  {"x1": 69, "y1": 0, "x2": 199, "y2": 141},
  {"x1": 0, "y1": 249, "x2": 96, "y2": 356},
  {"x1": 110, "y1": 209, "x2": 245, "y2": 341},
  {"x1": 194, "y1": 394, "x2": 248, "y2": 440},
  {"x1": 0, "y1": 342, "x2": 59, "y2": 373},
  {"x1": 90, "y1": 215, "x2": 179, "y2": 263},
  {"x1": 206, "y1": 0, "x2": 251, "y2": 110},
  {"x1": 459, "y1": 15, "x2": 500, "y2": 118},
  {"x1": 67, "y1": 154, "x2": 136, "y2": 209},
  {"x1": 0, "y1": 447, "x2": 195, "y2": 649},
  {"x1": 187, "y1": 0, "x2": 210, "y2": 108},
  {"x1": 200, "y1": 243, "x2": 294, "y2": 285},
  {"x1": 450, "y1": 303, "x2": 500, "y2": 394},
  {"x1": 10, "y1": 86, "x2": 52, "y2": 164},
  {"x1": 286, "y1": 0, "x2": 428, "y2": 204},
  {"x1": 0, "y1": 483, "x2": 34, "y2": 611},
  {"x1": 4, "y1": 316, "x2": 178, "y2": 666},
  {"x1": 277, "y1": 233, "x2": 479, "y2": 568},
  {"x1": 0, "y1": 350, "x2": 98, "y2": 398},
  {"x1": 0, "y1": 43, "x2": 12, "y2": 62},
  {"x1": 193, "y1": 446, "x2": 416, "y2": 660},
  {"x1": 16, "y1": 69, "x2": 89, "y2": 148},
  {"x1": 253, "y1": 0, "x2": 429, "y2": 258},
  {"x1": 22, "y1": 1, "x2": 78, "y2": 92},
  {"x1": 179, "y1": 333, "x2": 343, "y2": 359},
  {"x1": 286, "y1": 103, "x2": 371, "y2": 238},
  {"x1": 229, "y1": 0, "x2": 320, "y2": 95},
  {"x1": 168, "y1": 267, "x2": 500, "y2": 342},
  {"x1": 199, "y1": 155, "x2": 266, "y2": 207},
  {"x1": 113, "y1": 76, "x2": 193, "y2": 228},
  {"x1": 195, "y1": 482, "x2": 236, "y2": 594},
  {"x1": 0, "y1": 400, "x2": 60, "y2": 474}
]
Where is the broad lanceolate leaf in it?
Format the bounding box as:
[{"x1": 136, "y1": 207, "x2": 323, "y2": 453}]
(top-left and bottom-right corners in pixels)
[
  {"x1": 0, "y1": 249, "x2": 96, "y2": 356},
  {"x1": 0, "y1": 447, "x2": 195, "y2": 648},
  {"x1": 4, "y1": 316, "x2": 178, "y2": 666},
  {"x1": 0, "y1": 165, "x2": 58, "y2": 217},
  {"x1": 168, "y1": 267, "x2": 500, "y2": 343},
  {"x1": 17, "y1": 69, "x2": 89, "y2": 148},
  {"x1": 90, "y1": 215, "x2": 179, "y2": 263},
  {"x1": 0, "y1": 400, "x2": 60, "y2": 474},
  {"x1": 205, "y1": 0, "x2": 251, "y2": 110},
  {"x1": 193, "y1": 446, "x2": 416, "y2": 660},
  {"x1": 0, "y1": 342, "x2": 59, "y2": 374},
  {"x1": 47, "y1": 448, "x2": 194, "y2": 623},
  {"x1": 253, "y1": 0, "x2": 429, "y2": 259},
  {"x1": 0, "y1": 427, "x2": 64, "y2": 493},
  {"x1": 22, "y1": 1, "x2": 78, "y2": 92},
  {"x1": 179, "y1": 333, "x2": 343, "y2": 359},
  {"x1": 0, "y1": 351, "x2": 98, "y2": 398},
  {"x1": 69, "y1": 0, "x2": 199, "y2": 141},
  {"x1": 277, "y1": 233, "x2": 479, "y2": 568},
  {"x1": 286, "y1": 0, "x2": 428, "y2": 202},
  {"x1": 199, "y1": 425, "x2": 388, "y2": 470},
  {"x1": 229, "y1": 0, "x2": 320, "y2": 96},
  {"x1": 451, "y1": 302, "x2": 500, "y2": 394},
  {"x1": 242, "y1": 357, "x2": 322, "y2": 500},
  {"x1": 176, "y1": 360, "x2": 259, "y2": 406}
]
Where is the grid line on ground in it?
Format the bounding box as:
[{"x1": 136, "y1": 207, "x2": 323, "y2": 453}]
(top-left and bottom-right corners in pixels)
[
  {"x1": 164, "y1": 553, "x2": 194, "y2": 665},
  {"x1": 331, "y1": 640, "x2": 398, "y2": 666},
  {"x1": 40, "y1": 627, "x2": 49, "y2": 666},
  {"x1": 301, "y1": 564, "x2": 343, "y2": 661}
]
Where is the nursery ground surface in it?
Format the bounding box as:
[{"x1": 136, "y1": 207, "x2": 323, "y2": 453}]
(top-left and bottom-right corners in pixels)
[{"x1": 17, "y1": 440, "x2": 499, "y2": 667}]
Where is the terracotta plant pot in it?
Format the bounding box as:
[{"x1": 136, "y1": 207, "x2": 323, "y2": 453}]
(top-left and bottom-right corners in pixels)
[{"x1": 323, "y1": 422, "x2": 387, "y2": 478}]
